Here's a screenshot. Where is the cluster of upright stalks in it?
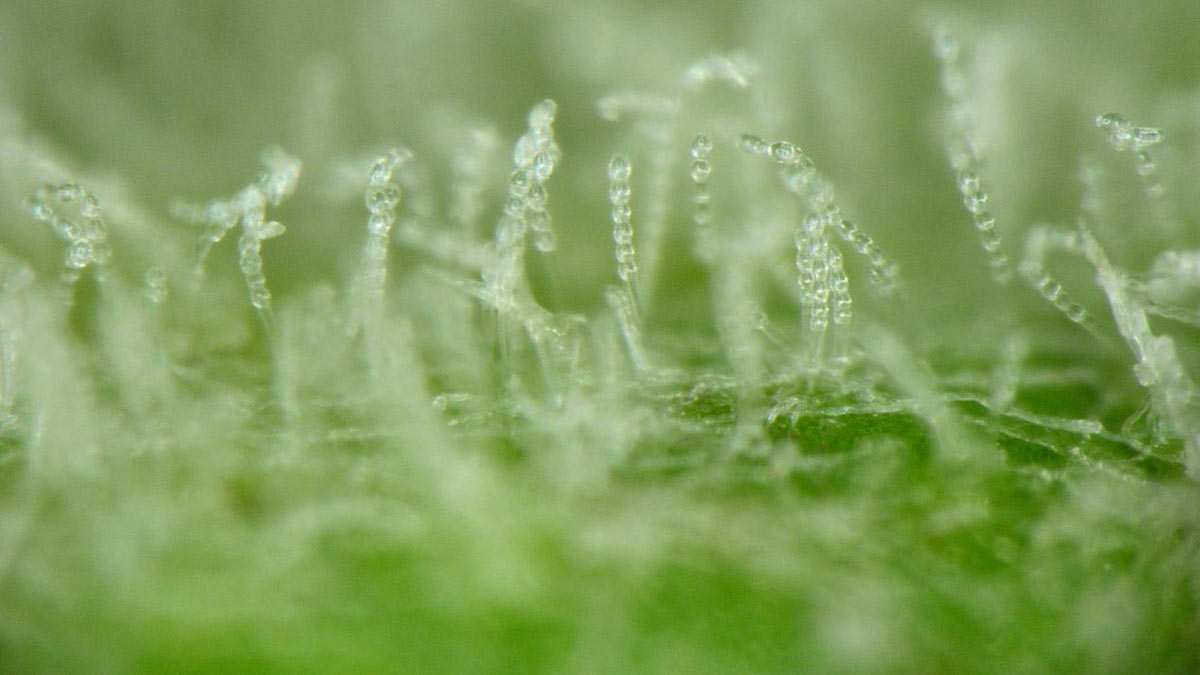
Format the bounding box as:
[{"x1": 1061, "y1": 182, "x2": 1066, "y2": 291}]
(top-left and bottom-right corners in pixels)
[{"x1": 9, "y1": 39, "x2": 1199, "y2": 479}]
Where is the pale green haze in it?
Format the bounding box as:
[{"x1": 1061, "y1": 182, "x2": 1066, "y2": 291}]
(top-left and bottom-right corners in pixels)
[{"x1": 1, "y1": 1, "x2": 1199, "y2": 673}]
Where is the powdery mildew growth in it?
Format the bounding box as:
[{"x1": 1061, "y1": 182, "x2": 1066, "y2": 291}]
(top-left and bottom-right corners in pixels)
[{"x1": 0, "y1": 4, "x2": 1198, "y2": 673}]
